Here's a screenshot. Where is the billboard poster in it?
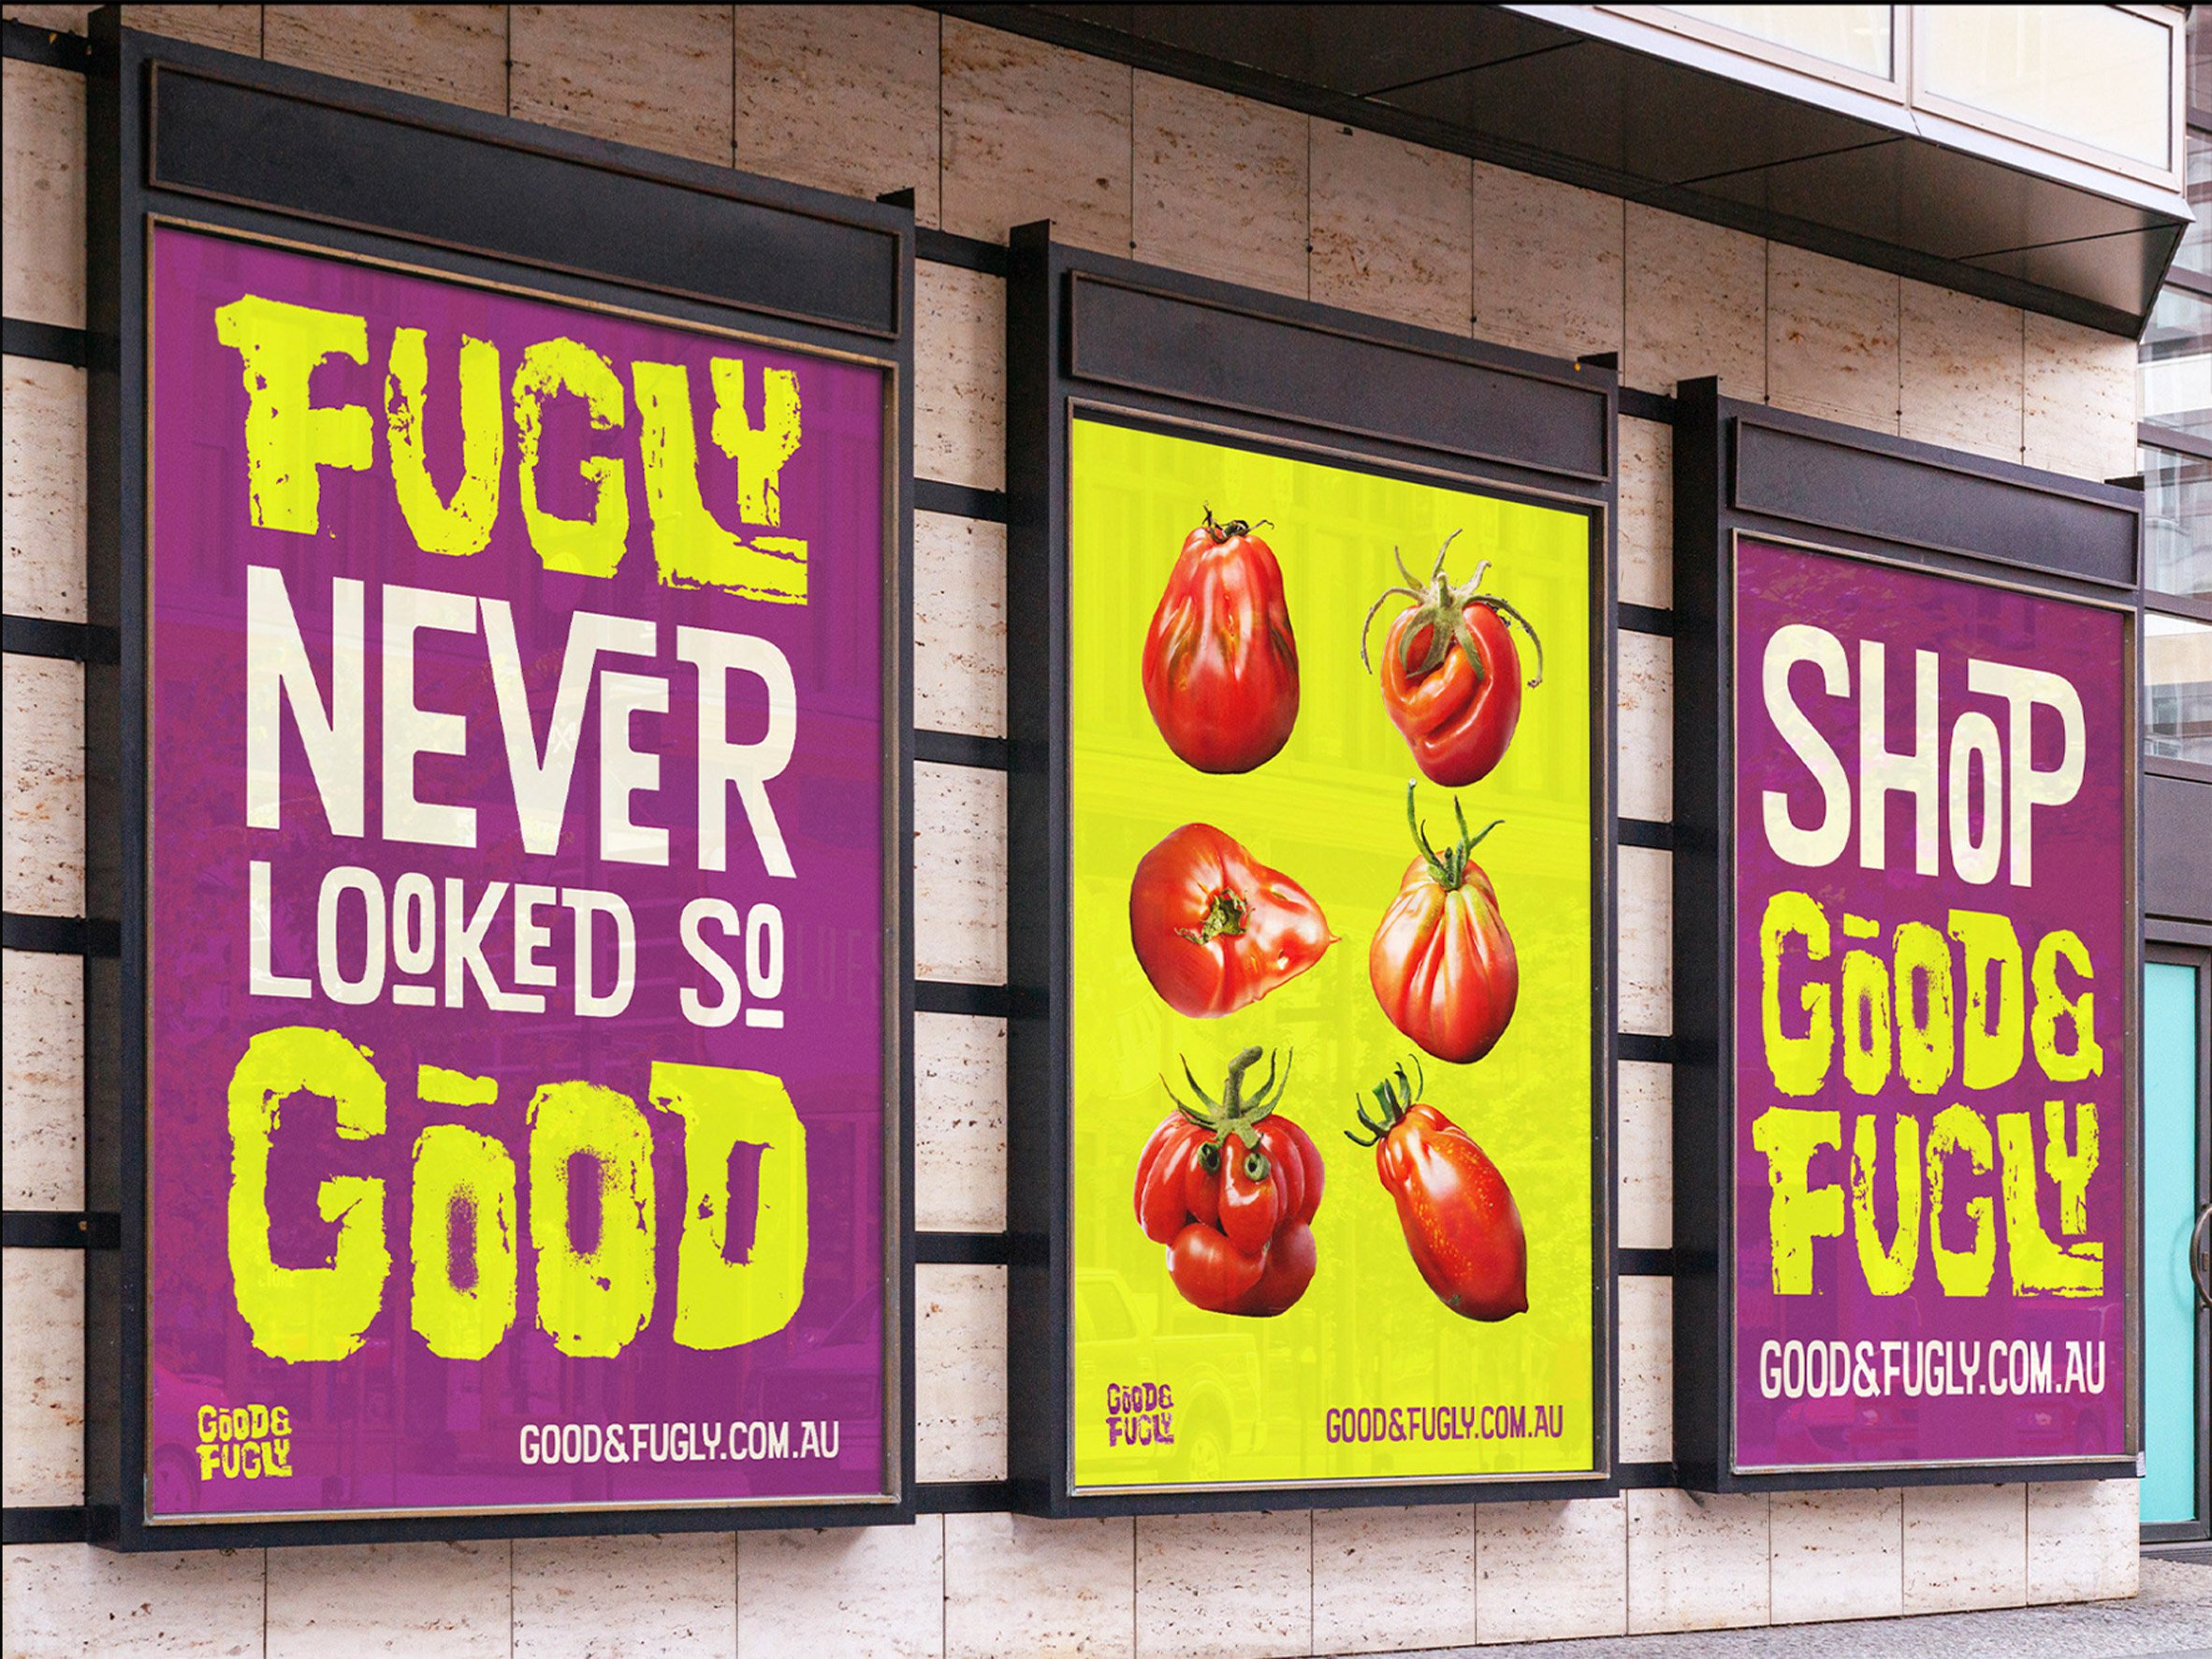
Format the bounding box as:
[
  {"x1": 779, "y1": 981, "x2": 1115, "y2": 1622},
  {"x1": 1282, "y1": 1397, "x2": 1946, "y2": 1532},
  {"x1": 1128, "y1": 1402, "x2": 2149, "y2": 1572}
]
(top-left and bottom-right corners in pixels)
[
  {"x1": 145, "y1": 225, "x2": 897, "y2": 1522},
  {"x1": 1066, "y1": 416, "x2": 1599, "y2": 1493},
  {"x1": 1731, "y1": 537, "x2": 2130, "y2": 1472}
]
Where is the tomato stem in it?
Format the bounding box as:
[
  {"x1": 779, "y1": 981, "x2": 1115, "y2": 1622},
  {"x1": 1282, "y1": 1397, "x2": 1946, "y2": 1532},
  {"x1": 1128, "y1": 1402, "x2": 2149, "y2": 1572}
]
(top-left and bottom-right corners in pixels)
[
  {"x1": 1174, "y1": 887, "x2": 1249, "y2": 945},
  {"x1": 1345, "y1": 1058, "x2": 1426, "y2": 1146},
  {"x1": 1406, "y1": 780, "x2": 1503, "y2": 891},
  {"x1": 1162, "y1": 1046, "x2": 1294, "y2": 1157},
  {"x1": 1359, "y1": 531, "x2": 1546, "y2": 688}
]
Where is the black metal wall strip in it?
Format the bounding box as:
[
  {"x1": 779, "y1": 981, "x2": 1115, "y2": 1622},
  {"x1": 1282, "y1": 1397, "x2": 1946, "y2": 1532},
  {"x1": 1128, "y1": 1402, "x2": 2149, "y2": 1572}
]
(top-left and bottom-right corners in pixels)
[
  {"x1": 1618, "y1": 603, "x2": 1674, "y2": 637},
  {"x1": 1617, "y1": 819, "x2": 1673, "y2": 851},
  {"x1": 916, "y1": 1480, "x2": 1016, "y2": 1514},
  {"x1": 914, "y1": 478, "x2": 1011, "y2": 522},
  {"x1": 2, "y1": 316, "x2": 89, "y2": 368},
  {"x1": 1619, "y1": 388, "x2": 1678, "y2": 426},
  {"x1": 1614, "y1": 1460, "x2": 1679, "y2": 1489},
  {"x1": 1, "y1": 1506, "x2": 89, "y2": 1546},
  {"x1": 913, "y1": 729, "x2": 1011, "y2": 770},
  {"x1": 2, "y1": 1211, "x2": 119, "y2": 1249},
  {"x1": 1, "y1": 18, "x2": 88, "y2": 70},
  {"x1": 3, "y1": 614, "x2": 119, "y2": 662},
  {"x1": 1617, "y1": 1247, "x2": 1675, "y2": 1277},
  {"x1": 916, "y1": 1232, "x2": 1012, "y2": 1266},
  {"x1": 917, "y1": 227, "x2": 1010, "y2": 278},
  {"x1": 1616, "y1": 1032, "x2": 1677, "y2": 1064},
  {"x1": 2, "y1": 913, "x2": 118, "y2": 956},
  {"x1": 914, "y1": 980, "x2": 1014, "y2": 1018}
]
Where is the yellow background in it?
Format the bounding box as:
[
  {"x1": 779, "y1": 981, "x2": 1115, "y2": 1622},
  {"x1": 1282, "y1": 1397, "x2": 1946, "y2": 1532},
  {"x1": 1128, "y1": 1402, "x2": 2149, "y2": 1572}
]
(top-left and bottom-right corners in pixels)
[{"x1": 1068, "y1": 418, "x2": 1598, "y2": 1491}]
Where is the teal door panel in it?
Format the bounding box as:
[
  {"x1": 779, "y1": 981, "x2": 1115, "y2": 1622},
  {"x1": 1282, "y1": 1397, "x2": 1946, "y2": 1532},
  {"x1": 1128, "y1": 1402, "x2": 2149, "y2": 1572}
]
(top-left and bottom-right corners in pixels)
[{"x1": 2143, "y1": 959, "x2": 2205, "y2": 1528}]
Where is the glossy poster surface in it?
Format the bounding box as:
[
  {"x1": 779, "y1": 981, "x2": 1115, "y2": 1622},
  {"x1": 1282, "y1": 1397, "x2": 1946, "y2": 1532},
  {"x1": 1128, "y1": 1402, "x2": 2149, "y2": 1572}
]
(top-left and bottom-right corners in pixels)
[
  {"x1": 1732, "y1": 538, "x2": 2129, "y2": 1471},
  {"x1": 1068, "y1": 417, "x2": 1598, "y2": 1492},
  {"x1": 147, "y1": 226, "x2": 894, "y2": 1521}
]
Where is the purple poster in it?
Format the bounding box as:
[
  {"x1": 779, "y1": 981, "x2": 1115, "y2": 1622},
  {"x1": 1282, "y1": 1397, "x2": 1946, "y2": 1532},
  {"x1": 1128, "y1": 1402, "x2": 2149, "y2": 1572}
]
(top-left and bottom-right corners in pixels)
[
  {"x1": 1731, "y1": 539, "x2": 2129, "y2": 1472},
  {"x1": 146, "y1": 226, "x2": 895, "y2": 1521}
]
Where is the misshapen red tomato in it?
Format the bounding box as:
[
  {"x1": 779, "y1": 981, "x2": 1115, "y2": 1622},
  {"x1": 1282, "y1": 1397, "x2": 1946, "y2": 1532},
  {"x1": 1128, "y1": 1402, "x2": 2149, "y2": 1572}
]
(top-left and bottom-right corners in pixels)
[
  {"x1": 1347, "y1": 1061, "x2": 1527, "y2": 1321},
  {"x1": 1142, "y1": 509, "x2": 1299, "y2": 773},
  {"x1": 1128, "y1": 823, "x2": 1334, "y2": 1018},
  {"x1": 1370, "y1": 782, "x2": 1519, "y2": 1065},
  {"x1": 1132, "y1": 1047, "x2": 1325, "y2": 1317},
  {"x1": 1362, "y1": 534, "x2": 1544, "y2": 788}
]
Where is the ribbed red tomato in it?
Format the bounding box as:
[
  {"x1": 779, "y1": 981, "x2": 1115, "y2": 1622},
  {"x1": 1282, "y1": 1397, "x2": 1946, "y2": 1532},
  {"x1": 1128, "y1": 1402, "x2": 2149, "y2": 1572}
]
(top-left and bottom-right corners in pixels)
[
  {"x1": 1369, "y1": 783, "x2": 1519, "y2": 1065},
  {"x1": 1128, "y1": 823, "x2": 1333, "y2": 1018},
  {"x1": 1361, "y1": 533, "x2": 1543, "y2": 787},
  {"x1": 1142, "y1": 510, "x2": 1299, "y2": 774},
  {"x1": 1133, "y1": 1047, "x2": 1325, "y2": 1317},
  {"x1": 1347, "y1": 1061, "x2": 1527, "y2": 1321}
]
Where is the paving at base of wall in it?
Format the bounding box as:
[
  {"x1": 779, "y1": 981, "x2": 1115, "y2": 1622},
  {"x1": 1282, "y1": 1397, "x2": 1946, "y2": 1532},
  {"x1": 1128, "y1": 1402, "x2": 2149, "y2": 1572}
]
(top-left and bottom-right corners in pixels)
[{"x1": 1445, "y1": 1558, "x2": 2212, "y2": 1659}]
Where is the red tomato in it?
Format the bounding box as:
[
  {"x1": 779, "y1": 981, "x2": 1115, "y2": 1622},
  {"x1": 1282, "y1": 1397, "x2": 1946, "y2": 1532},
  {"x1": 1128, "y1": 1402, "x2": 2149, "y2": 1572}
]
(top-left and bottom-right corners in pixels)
[
  {"x1": 1370, "y1": 782, "x2": 1519, "y2": 1065},
  {"x1": 1131, "y1": 1047, "x2": 1324, "y2": 1318},
  {"x1": 1347, "y1": 1062, "x2": 1527, "y2": 1321},
  {"x1": 1362, "y1": 533, "x2": 1544, "y2": 787},
  {"x1": 1128, "y1": 823, "x2": 1334, "y2": 1018},
  {"x1": 1142, "y1": 509, "x2": 1300, "y2": 773}
]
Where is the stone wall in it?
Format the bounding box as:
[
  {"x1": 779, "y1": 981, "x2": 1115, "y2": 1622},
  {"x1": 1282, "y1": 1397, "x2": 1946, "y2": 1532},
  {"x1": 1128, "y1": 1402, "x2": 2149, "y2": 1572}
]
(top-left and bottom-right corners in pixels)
[{"x1": 0, "y1": 6, "x2": 2144, "y2": 1654}]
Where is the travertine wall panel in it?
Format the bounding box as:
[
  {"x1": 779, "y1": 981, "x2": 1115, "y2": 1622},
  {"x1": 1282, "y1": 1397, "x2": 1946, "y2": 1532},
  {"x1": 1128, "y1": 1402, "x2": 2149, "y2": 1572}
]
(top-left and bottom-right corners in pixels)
[
  {"x1": 4, "y1": 652, "x2": 85, "y2": 916},
  {"x1": 264, "y1": 6, "x2": 507, "y2": 112},
  {"x1": 3, "y1": 945, "x2": 83, "y2": 1207},
  {"x1": 2027, "y1": 1478, "x2": 2141, "y2": 1603},
  {"x1": 735, "y1": 6, "x2": 942, "y2": 225},
  {"x1": 1616, "y1": 1273, "x2": 1672, "y2": 1464},
  {"x1": 736, "y1": 1520, "x2": 945, "y2": 1657},
  {"x1": 913, "y1": 760, "x2": 1006, "y2": 983},
  {"x1": 2, "y1": 58, "x2": 85, "y2": 329},
  {"x1": 2024, "y1": 314, "x2": 2137, "y2": 482},
  {"x1": 1474, "y1": 1495, "x2": 1628, "y2": 1642},
  {"x1": 1615, "y1": 843, "x2": 1671, "y2": 1036},
  {"x1": 266, "y1": 1539, "x2": 510, "y2": 1657},
  {"x1": 1902, "y1": 1482, "x2": 2030, "y2": 1612},
  {"x1": 1770, "y1": 1486, "x2": 1903, "y2": 1623},
  {"x1": 1624, "y1": 205, "x2": 1763, "y2": 398},
  {"x1": 1, "y1": 1541, "x2": 267, "y2": 1657},
  {"x1": 1310, "y1": 123, "x2": 1471, "y2": 337},
  {"x1": 1767, "y1": 246, "x2": 1900, "y2": 432},
  {"x1": 1616, "y1": 629, "x2": 1672, "y2": 824},
  {"x1": 509, "y1": 5, "x2": 735, "y2": 167},
  {"x1": 1616, "y1": 418, "x2": 1673, "y2": 610},
  {"x1": 1, "y1": 1246, "x2": 81, "y2": 1505},
  {"x1": 1313, "y1": 1504, "x2": 1475, "y2": 1654},
  {"x1": 1899, "y1": 280, "x2": 2025, "y2": 463},
  {"x1": 120, "y1": 5, "x2": 262, "y2": 51},
  {"x1": 913, "y1": 510, "x2": 1007, "y2": 738},
  {"x1": 914, "y1": 1011, "x2": 1008, "y2": 1231},
  {"x1": 939, "y1": 18, "x2": 1130, "y2": 255},
  {"x1": 914, "y1": 263, "x2": 1006, "y2": 492},
  {"x1": 1471, "y1": 161, "x2": 1623, "y2": 362},
  {"x1": 916, "y1": 1263, "x2": 1008, "y2": 1482},
  {"x1": 1136, "y1": 1509, "x2": 1311, "y2": 1659},
  {"x1": 512, "y1": 1532, "x2": 737, "y2": 1658},
  {"x1": 3, "y1": 355, "x2": 89, "y2": 620},
  {"x1": 1616, "y1": 1058, "x2": 1670, "y2": 1252},
  {"x1": 943, "y1": 1511, "x2": 1134, "y2": 1658},
  {"x1": 1627, "y1": 1488, "x2": 1768, "y2": 1633},
  {"x1": 0, "y1": 6, "x2": 98, "y2": 28},
  {"x1": 1133, "y1": 73, "x2": 1307, "y2": 300}
]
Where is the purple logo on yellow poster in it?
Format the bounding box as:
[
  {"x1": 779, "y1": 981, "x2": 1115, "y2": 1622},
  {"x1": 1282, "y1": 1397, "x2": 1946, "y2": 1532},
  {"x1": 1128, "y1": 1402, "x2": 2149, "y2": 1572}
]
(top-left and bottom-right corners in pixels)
[
  {"x1": 146, "y1": 226, "x2": 894, "y2": 1520},
  {"x1": 1732, "y1": 539, "x2": 2128, "y2": 1472}
]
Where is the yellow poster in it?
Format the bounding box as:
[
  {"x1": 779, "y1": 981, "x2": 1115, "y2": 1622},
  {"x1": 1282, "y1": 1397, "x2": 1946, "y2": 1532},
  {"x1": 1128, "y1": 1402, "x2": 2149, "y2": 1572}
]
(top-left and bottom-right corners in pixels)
[{"x1": 1068, "y1": 416, "x2": 1599, "y2": 1492}]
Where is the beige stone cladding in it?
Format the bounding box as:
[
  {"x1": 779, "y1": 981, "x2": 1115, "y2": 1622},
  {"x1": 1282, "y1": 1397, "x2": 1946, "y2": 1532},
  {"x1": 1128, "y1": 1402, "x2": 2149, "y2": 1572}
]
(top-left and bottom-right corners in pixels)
[{"x1": 0, "y1": 5, "x2": 2142, "y2": 1653}]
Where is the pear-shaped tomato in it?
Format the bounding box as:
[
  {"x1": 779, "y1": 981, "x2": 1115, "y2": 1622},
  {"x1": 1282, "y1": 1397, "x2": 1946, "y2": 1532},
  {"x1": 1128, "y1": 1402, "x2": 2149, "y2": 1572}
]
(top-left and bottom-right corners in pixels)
[
  {"x1": 1129, "y1": 823, "x2": 1333, "y2": 1018},
  {"x1": 1369, "y1": 782, "x2": 1518, "y2": 1065},
  {"x1": 1362, "y1": 533, "x2": 1543, "y2": 787},
  {"x1": 1346, "y1": 1061, "x2": 1527, "y2": 1321},
  {"x1": 1142, "y1": 509, "x2": 1299, "y2": 773}
]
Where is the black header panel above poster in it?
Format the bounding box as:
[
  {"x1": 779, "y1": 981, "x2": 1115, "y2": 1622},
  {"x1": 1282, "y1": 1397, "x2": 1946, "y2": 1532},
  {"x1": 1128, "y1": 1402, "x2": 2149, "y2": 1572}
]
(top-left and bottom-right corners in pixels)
[
  {"x1": 84, "y1": 17, "x2": 915, "y2": 1550},
  {"x1": 1005, "y1": 225, "x2": 1621, "y2": 1518},
  {"x1": 1671, "y1": 382, "x2": 2144, "y2": 1494}
]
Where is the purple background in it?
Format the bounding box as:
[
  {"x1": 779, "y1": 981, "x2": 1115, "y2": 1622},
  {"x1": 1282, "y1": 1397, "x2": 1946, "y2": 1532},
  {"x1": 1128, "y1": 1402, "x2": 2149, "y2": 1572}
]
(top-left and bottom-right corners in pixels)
[
  {"x1": 1731, "y1": 539, "x2": 2129, "y2": 1471},
  {"x1": 148, "y1": 227, "x2": 891, "y2": 1518}
]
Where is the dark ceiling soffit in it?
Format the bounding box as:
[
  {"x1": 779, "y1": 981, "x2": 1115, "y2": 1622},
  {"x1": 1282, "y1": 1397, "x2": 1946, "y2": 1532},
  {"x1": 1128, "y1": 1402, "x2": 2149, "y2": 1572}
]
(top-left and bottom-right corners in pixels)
[{"x1": 939, "y1": 4, "x2": 2174, "y2": 337}]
